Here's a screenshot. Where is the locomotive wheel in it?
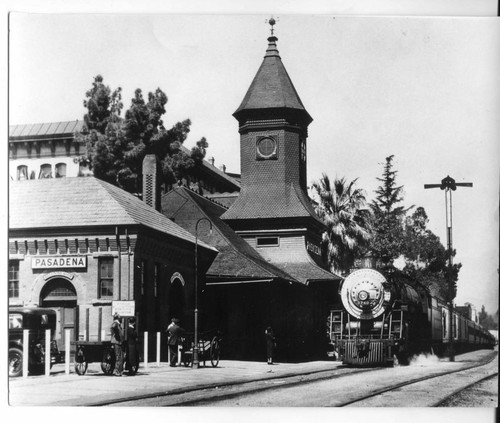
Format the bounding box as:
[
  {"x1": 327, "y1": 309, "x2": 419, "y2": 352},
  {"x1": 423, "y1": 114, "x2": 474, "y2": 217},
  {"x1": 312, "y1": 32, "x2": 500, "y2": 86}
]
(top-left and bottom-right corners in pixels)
[
  {"x1": 9, "y1": 348, "x2": 23, "y2": 377},
  {"x1": 101, "y1": 347, "x2": 115, "y2": 375},
  {"x1": 210, "y1": 337, "x2": 220, "y2": 367}
]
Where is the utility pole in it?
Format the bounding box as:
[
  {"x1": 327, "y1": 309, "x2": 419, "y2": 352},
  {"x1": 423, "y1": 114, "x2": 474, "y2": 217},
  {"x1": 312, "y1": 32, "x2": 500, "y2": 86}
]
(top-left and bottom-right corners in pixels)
[{"x1": 424, "y1": 175, "x2": 472, "y2": 362}]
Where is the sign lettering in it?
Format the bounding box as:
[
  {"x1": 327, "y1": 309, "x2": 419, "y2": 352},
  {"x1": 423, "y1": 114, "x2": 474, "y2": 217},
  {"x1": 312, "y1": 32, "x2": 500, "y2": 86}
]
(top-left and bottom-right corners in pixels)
[
  {"x1": 32, "y1": 256, "x2": 87, "y2": 269},
  {"x1": 306, "y1": 241, "x2": 321, "y2": 256}
]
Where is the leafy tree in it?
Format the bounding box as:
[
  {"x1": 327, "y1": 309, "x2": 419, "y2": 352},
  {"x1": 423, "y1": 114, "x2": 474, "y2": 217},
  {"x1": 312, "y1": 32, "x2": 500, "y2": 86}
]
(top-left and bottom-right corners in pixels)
[
  {"x1": 478, "y1": 305, "x2": 498, "y2": 330},
  {"x1": 368, "y1": 155, "x2": 411, "y2": 267},
  {"x1": 312, "y1": 174, "x2": 372, "y2": 275},
  {"x1": 401, "y1": 206, "x2": 461, "y2": 301},
  {"x1": 76, "y1": 75, "x2": 208, "y2": 194}
]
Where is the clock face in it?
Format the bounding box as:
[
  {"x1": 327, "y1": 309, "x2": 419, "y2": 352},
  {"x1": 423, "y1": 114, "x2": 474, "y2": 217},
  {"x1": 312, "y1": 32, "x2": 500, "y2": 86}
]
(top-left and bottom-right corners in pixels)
[
  {"x1": 300, "y1": 140, "x2": 306, "y2": 163},
  {"x1": 256, "y1": 137, "x2": 277, "y2": 159}
]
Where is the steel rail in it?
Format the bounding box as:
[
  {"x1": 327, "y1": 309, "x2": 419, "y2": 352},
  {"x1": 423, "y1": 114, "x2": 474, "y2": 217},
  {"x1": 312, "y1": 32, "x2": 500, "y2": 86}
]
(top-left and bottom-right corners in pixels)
[
  {"x1": 338, "y1": 352, "x2": 497, "y2": 407},
  {"x1": 432, "y1": 372, "x2": 498, "y2": 407}
]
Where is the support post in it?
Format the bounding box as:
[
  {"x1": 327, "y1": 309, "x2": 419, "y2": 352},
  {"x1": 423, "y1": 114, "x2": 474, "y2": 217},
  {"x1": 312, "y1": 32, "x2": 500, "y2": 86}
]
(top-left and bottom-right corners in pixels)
[
  {"x1": 23, "y1": 329, "x2": 29, "y2": 378},
  {"x1": 65, "y1": 329, "x2": 70, "y2": 375},
  {"x1": 144, "y1": 331, "x2": 148, "y2": 369},
  {"x1": 45, "y1": 329, "x2": 51, "y2": 376}
]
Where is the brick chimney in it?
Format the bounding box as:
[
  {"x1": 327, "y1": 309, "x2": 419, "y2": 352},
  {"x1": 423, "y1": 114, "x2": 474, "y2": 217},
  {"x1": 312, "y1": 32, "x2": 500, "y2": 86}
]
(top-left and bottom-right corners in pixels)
[{"x1": 142, "y1": 154, "x2": 162, "y2": 211}]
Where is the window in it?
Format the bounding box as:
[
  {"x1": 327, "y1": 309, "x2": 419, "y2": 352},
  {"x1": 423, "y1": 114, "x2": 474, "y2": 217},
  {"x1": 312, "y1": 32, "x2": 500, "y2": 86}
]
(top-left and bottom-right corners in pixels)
[
  {"x1": 256, "y1": 237, "x2": 279, "y2": 247},
  {"x1": 17, "y1": 165, "x2": 28, "y2": 180},
  {"x1": 300, "y1": 140, "x2": 306, "y2": 163},
  {"x1": 39, "y1": 164, "x2": 52, "y2": 179},
  {"x1": 55, "y1": 163, "x2": 67, "y2": 178},
  {"x1": 98, "y1": 257, "x2": 114, "y2": 298},
  {"x1": 9, "y1": 261, "x2": 19, "y2": 298}
]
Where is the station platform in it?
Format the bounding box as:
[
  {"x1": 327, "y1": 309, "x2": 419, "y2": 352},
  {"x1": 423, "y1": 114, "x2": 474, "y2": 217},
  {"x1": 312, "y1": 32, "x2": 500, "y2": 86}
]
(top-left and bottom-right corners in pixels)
[{"x1": 8, "y1": 359, "x2": 342, "y2": 406}]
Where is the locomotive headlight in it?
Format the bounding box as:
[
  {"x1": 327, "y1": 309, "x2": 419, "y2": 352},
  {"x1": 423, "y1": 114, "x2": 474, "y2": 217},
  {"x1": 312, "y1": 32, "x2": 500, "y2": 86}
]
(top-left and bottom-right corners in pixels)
[
  {"x1": 341, "y1": 269, "x2": 391, "y2": 319},
  {"x1": 358, "y1": 291, "x2": 369, "y2": 301}
]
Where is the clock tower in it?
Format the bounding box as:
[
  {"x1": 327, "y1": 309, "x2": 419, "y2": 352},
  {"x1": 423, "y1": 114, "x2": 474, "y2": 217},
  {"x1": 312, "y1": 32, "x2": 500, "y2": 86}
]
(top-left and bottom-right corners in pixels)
[{"x1": 222, "y1": 19, "x2": 333, "y2": 278}]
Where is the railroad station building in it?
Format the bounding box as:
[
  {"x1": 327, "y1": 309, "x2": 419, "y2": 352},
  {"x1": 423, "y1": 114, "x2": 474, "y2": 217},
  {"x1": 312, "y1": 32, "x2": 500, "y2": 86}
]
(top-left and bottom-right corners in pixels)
[
  {"x1": 8, "y1": 176, "x2": 217, "y2": 358},
  {"x1": 161, "y1": 27, "x2": 342, "y2": 360},
  {"x1": 9, "y1": 23, "x2": 342, "y2": 361}
]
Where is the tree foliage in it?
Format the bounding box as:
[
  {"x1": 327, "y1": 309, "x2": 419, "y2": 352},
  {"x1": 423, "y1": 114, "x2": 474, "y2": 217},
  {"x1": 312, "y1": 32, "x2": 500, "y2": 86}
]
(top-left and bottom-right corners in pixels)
[
  {"x1": 76, "y1": 75, "x2": 208, "y2": 194},
  {"x1": 401, "y1": 206, "x2": 461, "y2": 301},
  {"x1": 312, "y1": 174, "x2": 372, "y2": 275},
  {"x1": 478, "y1": 306, "x2": 498, "y2": 330},
  {"x1": 368, "y1": 155, "x2": 410, "y2": 267},
  {"x1": 366, "y1": 155, "x2": 460, "y2": 301}
]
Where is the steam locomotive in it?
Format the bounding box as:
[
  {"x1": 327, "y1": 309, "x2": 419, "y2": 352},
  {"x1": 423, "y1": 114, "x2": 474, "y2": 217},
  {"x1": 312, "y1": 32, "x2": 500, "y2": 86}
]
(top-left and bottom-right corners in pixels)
[{"x1": 327, "y1": 268, "x2": 495, "y2": 366}]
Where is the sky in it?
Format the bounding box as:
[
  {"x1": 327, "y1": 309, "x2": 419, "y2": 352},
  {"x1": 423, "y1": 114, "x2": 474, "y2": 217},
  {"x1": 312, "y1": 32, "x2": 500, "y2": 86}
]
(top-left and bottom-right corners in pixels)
[{"x1": 7, "y1": 6, "x2": 499, "y2": 317}]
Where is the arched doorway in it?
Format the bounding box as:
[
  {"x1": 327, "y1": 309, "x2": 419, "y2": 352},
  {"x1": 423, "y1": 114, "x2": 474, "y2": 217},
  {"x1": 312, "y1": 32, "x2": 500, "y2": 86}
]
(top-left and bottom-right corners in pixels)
[
  {"x1": 169, "y1": 273, "x2": 186, "y2": 323},
  {"x1": 40, "y1": 278, "x2": 77, "y2": 354}
]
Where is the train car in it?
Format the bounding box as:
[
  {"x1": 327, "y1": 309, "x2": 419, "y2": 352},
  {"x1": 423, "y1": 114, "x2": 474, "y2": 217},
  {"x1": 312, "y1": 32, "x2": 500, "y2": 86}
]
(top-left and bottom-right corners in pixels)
[{"x1": 327, "y1": 268, "x2": 495, "y2": 366}]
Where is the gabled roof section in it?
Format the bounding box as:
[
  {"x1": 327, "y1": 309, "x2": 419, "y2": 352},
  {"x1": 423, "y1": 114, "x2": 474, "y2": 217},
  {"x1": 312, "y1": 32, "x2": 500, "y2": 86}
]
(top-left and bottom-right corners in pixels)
[
  {"x1": 9, "y1": 177, "x2": 216, "y2": 252},
  {"x1": 162, "y1": 187, "x2": 299, "y2": 282},
  {"x1": 233, "y1": 35, "x2": 312, "y2": 125}
]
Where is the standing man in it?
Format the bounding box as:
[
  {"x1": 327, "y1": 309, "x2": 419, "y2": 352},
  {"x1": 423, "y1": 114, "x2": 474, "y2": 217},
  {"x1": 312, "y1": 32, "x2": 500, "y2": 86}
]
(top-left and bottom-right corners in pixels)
[
  {"x1": 265, "y1": 326, "x2": 276, "y2": 365},
  {"x1": 111, "y1": 312, "x2": 124, "y2": 376},
  {"x1": 167, "y1": 318, "x2": 184, "y2": 367}
]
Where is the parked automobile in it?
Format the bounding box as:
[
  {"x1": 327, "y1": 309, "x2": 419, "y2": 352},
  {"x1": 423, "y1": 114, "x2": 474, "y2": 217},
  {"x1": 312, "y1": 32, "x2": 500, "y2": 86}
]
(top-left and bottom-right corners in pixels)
[{"x1": 9, "y1": 307, "x2": 62, "y2": 377}]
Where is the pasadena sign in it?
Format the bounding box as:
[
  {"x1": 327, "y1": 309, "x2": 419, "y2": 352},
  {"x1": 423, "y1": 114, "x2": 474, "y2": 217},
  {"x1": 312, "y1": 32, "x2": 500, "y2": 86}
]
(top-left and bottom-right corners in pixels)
[{"x1": 32, "y1": 256, "x2": 87, "y2": 269}]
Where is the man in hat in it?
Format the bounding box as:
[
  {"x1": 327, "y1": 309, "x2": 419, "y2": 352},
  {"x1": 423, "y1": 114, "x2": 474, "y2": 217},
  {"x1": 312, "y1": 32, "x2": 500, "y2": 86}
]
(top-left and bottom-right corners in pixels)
[
  {"x1": 167, "y1": 318, "x2": 184, "y2": 367},
  {"x1": 111, "y1": 312, "x2": 125, "y2": 376}
]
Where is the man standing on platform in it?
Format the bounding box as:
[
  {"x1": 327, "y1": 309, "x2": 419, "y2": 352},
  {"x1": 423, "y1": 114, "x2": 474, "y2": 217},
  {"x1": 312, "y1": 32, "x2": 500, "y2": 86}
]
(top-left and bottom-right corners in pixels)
[
  {"x1": 167, "y1": 318, "x2": 184, "y2": 367},
  {"x1": 111, "y1": 312, "x2": 125, "y2": 376}
]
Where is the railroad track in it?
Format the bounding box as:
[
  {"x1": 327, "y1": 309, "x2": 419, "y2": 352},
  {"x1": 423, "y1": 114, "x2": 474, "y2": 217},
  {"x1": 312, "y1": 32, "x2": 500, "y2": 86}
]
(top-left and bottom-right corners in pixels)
[
  {"x1": 339, "y1": 352, "x2": 498, "y2": 407},
  {"x1": 99, "y1": 351, "x2": 497, "y2": 407},
  {"x1": 98, "y1": 365, "x2": 378, "y2": 406}
]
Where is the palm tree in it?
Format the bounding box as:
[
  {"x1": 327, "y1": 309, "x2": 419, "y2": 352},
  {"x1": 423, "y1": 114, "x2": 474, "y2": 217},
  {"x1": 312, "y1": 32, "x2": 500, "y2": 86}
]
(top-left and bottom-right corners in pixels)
[{"x1": 312, "y1": 174, "x2": 372, "y2": 275}]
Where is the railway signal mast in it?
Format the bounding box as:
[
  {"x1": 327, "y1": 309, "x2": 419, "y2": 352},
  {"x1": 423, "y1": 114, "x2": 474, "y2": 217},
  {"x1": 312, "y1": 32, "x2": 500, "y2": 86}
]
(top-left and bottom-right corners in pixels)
[{"x1": 424, "y1": 175, "x2": 473, "y2": 362}]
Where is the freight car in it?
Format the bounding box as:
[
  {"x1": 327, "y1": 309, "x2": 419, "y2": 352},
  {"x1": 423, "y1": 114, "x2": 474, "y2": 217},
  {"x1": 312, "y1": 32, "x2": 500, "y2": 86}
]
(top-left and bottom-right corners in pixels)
[{"x1": 327, "y1": 268, "x2": 495, "y2": 366}]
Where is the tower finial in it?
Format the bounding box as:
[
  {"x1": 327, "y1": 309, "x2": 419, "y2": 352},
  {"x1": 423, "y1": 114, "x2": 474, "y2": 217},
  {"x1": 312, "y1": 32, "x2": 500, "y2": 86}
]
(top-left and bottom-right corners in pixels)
[{"x1": 269, "y1": 16, "x2": 276, "y2": 36}]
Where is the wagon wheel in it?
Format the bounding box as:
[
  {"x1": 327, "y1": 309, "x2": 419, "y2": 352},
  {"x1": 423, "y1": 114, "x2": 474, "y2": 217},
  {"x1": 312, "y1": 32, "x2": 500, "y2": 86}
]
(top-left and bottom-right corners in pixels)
[
  {"x1": 9, "y1": 347, "x2": 23, "y2": 377},
  {"x1": 210, "y1": 337, "x2": 220, "y2": 367},
  {"x1": 101, "y1": 346, "x2": 115, "y2": 375},
  {"x1": 74, "y1": 346, "x2": 88, "y2": 376}
]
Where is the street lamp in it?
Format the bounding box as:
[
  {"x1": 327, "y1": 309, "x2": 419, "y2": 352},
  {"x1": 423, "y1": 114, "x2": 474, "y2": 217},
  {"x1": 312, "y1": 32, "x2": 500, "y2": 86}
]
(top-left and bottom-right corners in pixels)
[
  {"x1": 424, "y1": 175, "x2": 472, "y2": 362},
  {"x1": 193, "y1": 217, "x2": 213, "y2": 369}
]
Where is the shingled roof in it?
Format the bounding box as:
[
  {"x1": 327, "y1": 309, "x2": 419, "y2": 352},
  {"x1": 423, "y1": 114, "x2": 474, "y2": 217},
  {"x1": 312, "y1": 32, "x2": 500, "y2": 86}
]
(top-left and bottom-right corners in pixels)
[
  {"x1": 9, "y1": 177, "x2": 217, "y2": 252},
  {"x1": 221, "y1": 182, "x2": 325, "y2": 227},
  {"x1": 162, "y1": 187, "x2": 340, "y2": 284},
  {"x1": 233, "y1": 35, "x2": 312, "y2": 125},
  {"x1": 162, "y1": 187, "x2": 300, "y2": 282}
]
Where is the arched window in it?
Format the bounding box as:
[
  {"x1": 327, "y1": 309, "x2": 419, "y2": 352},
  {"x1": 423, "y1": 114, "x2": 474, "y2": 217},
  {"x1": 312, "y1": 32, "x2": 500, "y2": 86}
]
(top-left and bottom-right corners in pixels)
[
  {"x1": 39, "y1": 164, "x2": 52, "y2": 179},
  {"x1": 41, "y1": 278, "x2": 77, "y2": 301},
  {"x1": 17, "y1": 165, "x2": 28, "y2": 180},
  {"x1": 55, "y1": 163, "x2": 67, "y2": 178}
]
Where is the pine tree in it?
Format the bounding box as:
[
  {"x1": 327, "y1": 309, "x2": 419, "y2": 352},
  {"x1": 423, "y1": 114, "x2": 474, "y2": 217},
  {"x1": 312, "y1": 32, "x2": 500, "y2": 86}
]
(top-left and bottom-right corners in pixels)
[{"x1": 369, "y1": 155, "x2": 410, "y2": 267}]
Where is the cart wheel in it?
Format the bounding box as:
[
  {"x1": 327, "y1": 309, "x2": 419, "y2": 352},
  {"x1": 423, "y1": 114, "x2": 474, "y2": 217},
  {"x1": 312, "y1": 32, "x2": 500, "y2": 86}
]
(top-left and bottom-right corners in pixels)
[
  {"x1": 74, "y1": 348, "x2": 88, "y2": 376},
  {"x1": 9, "y1": 348, "x2": 23, "y2": 377},
  {"x1": 101, "y1": 346, "x2": 115, "y2": 375},
  {"x1": 210, "y1": 337, "x2": 220, "y2": 367}
]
